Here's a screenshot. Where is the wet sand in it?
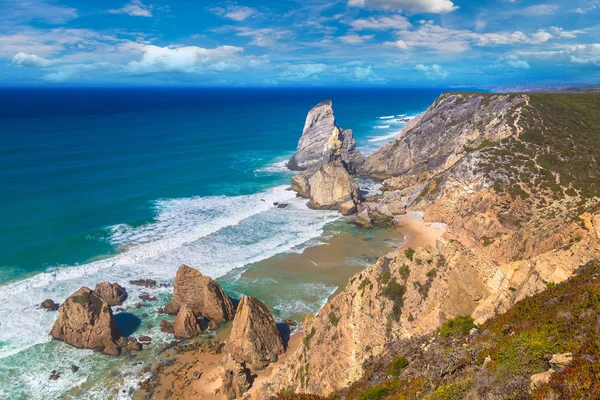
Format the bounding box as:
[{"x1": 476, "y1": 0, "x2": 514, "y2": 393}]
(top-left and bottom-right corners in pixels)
[{"x1": 137, "y1": 220, "x2": 445, "y2": 399}]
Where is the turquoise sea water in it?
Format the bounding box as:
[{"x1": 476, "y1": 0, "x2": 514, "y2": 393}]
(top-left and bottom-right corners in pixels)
[{"x1": 0, "y1": 87, "x2": 445, "y2": 398}]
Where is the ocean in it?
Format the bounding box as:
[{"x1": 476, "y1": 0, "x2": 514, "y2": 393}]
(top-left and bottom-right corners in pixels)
[{"x1": 0, "y1": 87, "x2": 443, "y2": 399}]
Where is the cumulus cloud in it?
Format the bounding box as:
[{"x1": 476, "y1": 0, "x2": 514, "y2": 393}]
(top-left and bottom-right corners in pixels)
[
  {"x1": 348, "y1": 15, "x2": 412, "y2": 31},
  {"x1": 415, "y1": 63, "x2": 448, "y2": 79},
  {"x1": 210, "y1": 5, "x2": 258, "y2": 21},
  {"x1": 339, "y1": 34, "x2": 374, "y2": 44},
  {"x1": 503, "y1": 55, "x2": 531, "y2": 69},
  {"x1": 126, "y1": 45, "x2": 253, "y2": 74},
  {"x1": 12, "y1": 52, "x2": 58, "y2": 67},
  {"x1": 109, "y1": 0, "x2": 153, "y2": 17},
  {"x1": 517, "y1": 43, "x2": 600, "y2": 68},
  {"x1": 348, "y1": 0, "x2": 458, "y2": 14}
]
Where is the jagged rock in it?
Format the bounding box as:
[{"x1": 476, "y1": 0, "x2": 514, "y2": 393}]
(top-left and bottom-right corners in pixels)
[
  {"x1": 293, "y1": 163, "x2": 361, "y2": 210},
  {"x1": 138, "y1": 335, "x2": 152, "y2": 343},
  {"x1": 129, "y1": 279, "x2": 157, "y2": 288},
  {"x1": 355, "y1": 209, "x2": 373, "y2": 229},
  {"x1": 354, "y1": 203, "x2": 395, "y2": 228},
  {"x1": 40, "y1": 299, "x2": 59, "y2": 311},
  {"x1": 221, "y1": 355, "x2": 252, "y2": 400},
  {"x1": 288, "y1": 100, "x2": 364, "y2": 173},
  {"x1": 71, "y1": 364, "x2": 79, "y2": 373},
  {"x1": 94, "y1": 282, "x2": 127, "y2": 306},
  {"x1": 339, "y1": 200, "x2": 358, "y2": 216},
  {"x1": 173, "y1": 304, "x2": 202, "y2": 339},
  {"x1": 103, "y1": 338, "x2": 121, "y2": 356},
  {"x1": 49, "y1": 370, "x2": 61, "y2": 380},
  {"x1": 126, "y1": 337, "x2": 143, "y2": 351},
  {"x1": 138, "y1": 292, "x2": 157, "y2": 302},
  {"x1": 160, "y1": 320, "x2": 174, "y2": 334},
  {"x1": 227, "y1": 296, "x2": 284, "y2": 370},
  {"x1": 165, "y1": 265, "x2": 235, "y2": 325},
  {"x1": 50, "y1": 287, "x2": 121, "y2": 354}
]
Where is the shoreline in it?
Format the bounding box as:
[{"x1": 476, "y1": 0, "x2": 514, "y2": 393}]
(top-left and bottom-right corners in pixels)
[{"x1": 139, "y1": 217, "x2": 445, "y2": 399}]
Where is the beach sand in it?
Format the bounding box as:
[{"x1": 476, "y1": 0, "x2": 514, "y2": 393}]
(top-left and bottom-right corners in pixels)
[{"x1": 137, "y1": 220, "x2": 444, "y2": 399}]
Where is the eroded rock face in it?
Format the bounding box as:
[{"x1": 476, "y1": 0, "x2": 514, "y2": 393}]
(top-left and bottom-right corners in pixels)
[
  {"x1": 288, "y1": 100, "x2": 364, "y2": 173},
  {"x1": 221, "y1": 354, "x2": 252, "y2": 400},
  {"x1": 293, "y1": 163, "x2": 361, "y2": 210},
  {"x1": 227, "y1": 296, "x2": 284, "y2": 370},
  {"x1": 165, "y1": 265, "x2": 235, "y2": 325},
  {"x1": 173, "y1": 304, "x2": 202, "y2": 339},
  {"x1": 94, "y1": 282, "x2": 127, "y2": 306},
  {"x1": 50, "y1": 287, "x2": 121, "y2": 354}
]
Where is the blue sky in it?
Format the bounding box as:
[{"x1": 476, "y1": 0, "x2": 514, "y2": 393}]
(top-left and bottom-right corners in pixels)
[{"x1": 1, "y1": 0, "x2": 599, "y2": 86}]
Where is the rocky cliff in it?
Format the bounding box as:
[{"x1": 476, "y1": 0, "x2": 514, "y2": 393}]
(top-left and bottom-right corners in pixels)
[{"x1": 259, "y1": 92, "x2": 600, "y2": 397}]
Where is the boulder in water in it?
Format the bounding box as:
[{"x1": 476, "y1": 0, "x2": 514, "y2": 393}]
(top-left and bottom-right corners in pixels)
[
  {"x1": 50, "y1": 287, "x2": 121, "y2": 355},
  {"x1": 94, "y1": 282, "x2": 127, "y2": 306},
  {"x1": 40, "y1": 299, "x2": 59, "y2": 311}
]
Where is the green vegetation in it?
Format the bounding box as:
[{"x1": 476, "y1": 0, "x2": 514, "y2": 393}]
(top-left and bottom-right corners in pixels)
[
  {"x1": 404, "y1": 248, "x2": 415, "y2": 261},
  {"x1": 438, "y1": 316, "x2": 475, "y2": 339},
  {"x1": 356, "y1": 386, "x2": 389, "y2": 400},
  {"x1": 328, "y1": 312, "x2": 340, "y2": 326},
  {"x1": 388, "y1": 356, "x2": 409, "y2": 376},
  {"x1": 383, "y1": 280, "x2": 406, "y2": 321},
  {"x1": 303, "y1": 328, "x2": 316, "y2": 350},
  {"x1": 424, "y1": 380, "x2": 472, "y2": 400},
  {"x1": 399, "y1": 265, "x2": 410, "y2": 280},
  {"x1": 416, "y1": 268, "x2": 437, "y2": 300}
]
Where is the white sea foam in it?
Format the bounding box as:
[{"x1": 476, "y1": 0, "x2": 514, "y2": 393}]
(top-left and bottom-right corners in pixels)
[
  {"x1": 254, "y1": 155, "x2": 294, "y2": 174},
  {"x1": 378, "y1": 115, "x2": 395, "y2": 120},
  {"x1": 374, "y1": 125, "x2": 390, "y2": 129},
  {"x1": 0, "y1": 185, "x2": 339, "y2": 367},
  {"x1": 368, "y1": 132, "x2": 400, "y2": 143}
]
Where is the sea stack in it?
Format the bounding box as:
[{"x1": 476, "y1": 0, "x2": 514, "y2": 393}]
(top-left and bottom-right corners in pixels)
[
  {"x1": 165, "y1": 265, "x2": 235, "y2": 326},
  {"x1": 94, "y1": 282, "x2": 127, "y2": 306},
  {"x1": 227, "y1": 295, "x2": 285, "y2": 370},
  {"x1": 288, "y1": 100, "x2": 364, "y2": 173},
  {"x1": 50, "y1": 287, "x2": 121, "y2": 355}
]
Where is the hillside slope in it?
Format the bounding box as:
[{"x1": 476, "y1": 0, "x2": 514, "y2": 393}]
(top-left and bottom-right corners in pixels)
[{"x1": 257, "y1": 93, "x2": 600, "y2": 398}]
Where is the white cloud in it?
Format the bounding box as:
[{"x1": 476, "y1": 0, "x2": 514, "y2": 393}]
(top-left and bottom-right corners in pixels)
[
  {"x1": 393, "y1": 22, "x2": 566, "y2": 54},
  {"x1": 348, "y1": 0, "x2": 458, "y2": 14},
  {"x1": 518, "y1": 43, "x2": 600, "y2": 67},
  {"x1": 383, "y1": 40, "x2": 409, "y2": 50},
  {"x1": 279, "y1": 63, "x2": 328, "y2": 80},
  {"x1": 210, "y1": 5, "x2": 258, "y2": 21},
  {"x1": 521, "y1": 4, "x2": 559, "y2": 16},
  {"x1": 0, "y1": 0, "x2": 77, "y2": 25},
  {"x1": 348, "y1": 15, "x2": 412, "y2": 31},
  {"x1": 126, "y1": 45, "x2": 249, "y2": 74},
  {"x1": 234, "y1": 28, "x2": 291, "y2": 47},
  {"x1": 415, "y1": 63, "x2": 448, "y2": 79},
  {"x1": 504, "y1": 55, "x2": 530, "y2": 69},
  {"x1": 549, "y1": 27, "x2": 583, "y2": 39},
  {"x1": 109, "y1": 0, "x2": 153, "y2": 17},
  {"x1": 12, "y1": 52, "x2": 58, "y2": 68},
  {"x1": 339, "y1": 34, "x2": 374, "y2": 44}
]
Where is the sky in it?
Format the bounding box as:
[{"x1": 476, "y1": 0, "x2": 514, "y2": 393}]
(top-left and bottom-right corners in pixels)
[{"x1": 0, "y1": 0, "x2": 599, "y2": 87}]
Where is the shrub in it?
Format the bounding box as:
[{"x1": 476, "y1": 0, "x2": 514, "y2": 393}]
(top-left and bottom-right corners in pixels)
[
  {"x1": 383, "y1": 280, "x2": 406, "y2": 321},
  {"x1": 357, "y1": 386, "x2": 389, "y2": 400},
  {"x1": 438, "y1": 316, "x2": 475, "y2": 339},
  {"x1": 328, "y1": 312, "x2": 340, "y2": 326},
  {"x1": 404, "y1": 248, "x2": 415, "y2": 261},
  {"x1": 388, "y1": 356, "x2": 409, "y2": 376}
]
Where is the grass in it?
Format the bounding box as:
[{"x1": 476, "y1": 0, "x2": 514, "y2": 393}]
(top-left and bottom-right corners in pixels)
[{"x1": 388, "y1": 356, "x2": 409, "y2": 376}]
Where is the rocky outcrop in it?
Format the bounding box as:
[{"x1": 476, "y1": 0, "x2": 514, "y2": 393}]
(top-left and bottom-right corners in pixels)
[
  {"x1": 227, "y1": 295, "x2": 284, "y2": 370},
  {"x1": 288, "y1": 100, "x2": 364, "y2": 173},
  {"x1": 40, "y1": 299, "x2": 59, "y2": 311},
  {"x1": 165, "y1": 265, "x2": 235, "y2": 325},
  {"x1": 293, "y1": 162, "x2": 361, "y2": 210},
  {"x1": 50, "y1": 287, "x2": 121, "y2": 355},
  {"x1": 94, "y1": 282, "x2": 127, "y2": 306},
  {"x1": 221, "y1": 354, "x2": 253, "y2": 400},
  {"x1": 173, "y1": 304, "x2": 202, "y2": 339}
]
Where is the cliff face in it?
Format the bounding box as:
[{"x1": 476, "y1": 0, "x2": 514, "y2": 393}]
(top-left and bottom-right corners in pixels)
[
  {"x1": 288, "y1": 100, "x2": 365, "y2": 173},
  {"x1": 260, "y1": 92, "x2": 600, "y2": 397}
]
